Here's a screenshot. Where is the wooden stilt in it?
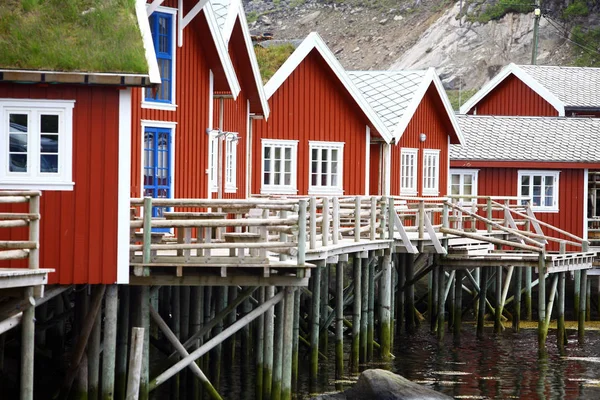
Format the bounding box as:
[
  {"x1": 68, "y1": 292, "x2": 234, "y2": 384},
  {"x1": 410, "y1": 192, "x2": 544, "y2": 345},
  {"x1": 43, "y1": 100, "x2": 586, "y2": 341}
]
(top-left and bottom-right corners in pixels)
[
  {"x1": 396, "y1": 254, "x2": 405, "y2": 337},
  {"x1": 190, "y1": 287, "x2": 203, "y2": 400},
  {"x1": 310, "y1": 262, "x2": 322, "y2": 383},
  {"x1": 88, "y1": 306, "x2": 102, "y2": 400},
  {"x1": 180, "y1": 286, "x2": 190, "y2": 400},
  {"x1": 116, "y1": 286, "x2": 130, "y2": 400},
  {"x1": 281, "y1": 288, "x2": 295, "y2": 400},
  {"x1": 351, "y1": 255, "x2": 361, "y2": 373},
  {"x1": 453, "y1": 270, "x2": 463, "y2": 341},
  {"x1": 477, "y1": 268, "x2": 488, "y2": 338},
  {"x1": 436, "y1": 263, "x2": 445, "y2": 342},
  {"x1": 579, "y1": 270, "x2": 588, "y2": 343},
  {"x1": 291, "y1": 289, "x2": 300, "y2": 392},
  {"x1": 256, "y1": 288, "x2": 265, "y2": 400},
  {"x1": 586, "y1": 277, "x2": 591, "y2": 322},
  {"x1": 320, "y1": 264, "x2": 330, "y2": 353},
  {"x1": 226, "y1": 286, "x2": 238, "y2": 363},
  {"x1": 263, "y1": 286, "x2": 275, "y2": 399},
  {"x1": 126, "y1": 328, "x2": 145, "y2": 400},
  {"x1": 101, "y1": 285, "x2": 118, "y2": 400},
  {"x1": 75, "y1": 353, "x2": 89, "y2": 400},
  {"x1": 431, "y1": 263, "x2": 438, "y2": 332},
  {"x1": 20, "y1": 286, "x2": 34, "y2": 400},
  {"x1": 473, "y1": 268, "x2": 480, "y2": 321},
  {"x1": 538, "y1": 256, "x2": 547, "y2": 350},
  {"x1": 495, "y1": 266, "x2": 503, "y2": 334},
  {"x1": 448, "y1": 272, "x2": 455, "y2": 331},
  {"x1": 272, "y1": 298, "x2": 284, "y2": 400},
  {"x1": 213, "y1": 287, "x2": 226, "y2": 391},
  {"x1": 359, "y1": 255, "x2": 368, "y2": 364},
  {"x1": 390, "y1": 257, "x2": 396, "y2": 349},
  {"x1": 171, "y1": 286, "x2": 181, "y2": 400},
  {"x1": 558, "y1": 272, "x2": 566, "y2": 353},
  {"x1": 525, "y1": 267, "x2": 533, "y2": 321},
  {"x1": 574, "y1": 270, "x2": 581, "y2": 320},
  {"x1": 336, "y1": 259, "x2": 345, "y2": 377},
  {"x1": 406, "y1": 253, "x2": 415, "y2": 333},
  {"x1": 367, "y1": 254, "x2": 375, "y2": 361},
  {"x1": 380, "y1": 250, "x2": 392, "y2": 361},
  {"x1": 513, "y1": 268, "x2": 522, "y2": 332}
]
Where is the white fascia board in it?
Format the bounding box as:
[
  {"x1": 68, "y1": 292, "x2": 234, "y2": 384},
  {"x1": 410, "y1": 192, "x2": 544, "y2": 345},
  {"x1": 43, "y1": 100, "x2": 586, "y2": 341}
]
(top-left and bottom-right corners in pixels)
[
  {"x1": 203, "y1": 2, "x2": 241, "y2": 99},
  {"x1": 430, "y1": 68, "x2": 465, "y2": 146},
  {"x1": 137, "y1": 0, "x2": 161, "y2": 84},
  {"x1": 458, "y1": 63, "x2": 565, "y2": 116},
  {"x1": 265, "y1": 32, "x2": 390, "y2": 141}
]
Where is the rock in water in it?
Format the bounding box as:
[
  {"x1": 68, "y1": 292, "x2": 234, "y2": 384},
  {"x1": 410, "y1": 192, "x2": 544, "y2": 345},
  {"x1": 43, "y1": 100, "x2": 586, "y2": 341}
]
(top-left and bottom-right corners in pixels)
[{"x1": 312, "y1": 369, "x2": 452, "y2": 400}]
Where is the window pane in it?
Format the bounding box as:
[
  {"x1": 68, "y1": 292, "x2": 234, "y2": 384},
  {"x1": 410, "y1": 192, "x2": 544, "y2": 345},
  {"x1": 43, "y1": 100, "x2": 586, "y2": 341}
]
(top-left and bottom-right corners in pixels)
[
  {"x1": 521, "y1": 184, "x2": 529, "y2": 196},
  {"x1": 264, "y1": 159, "x2": 270, "y2": 173},
  {"x1": 10, "y1": 134, "x2": 27, "y2": 152},
  {"x1": 264, "y1": 146, "x2": 271, "y2": 159},
  {"x1": 41, "y1": 135, "x2": 58, "y2": 153},
  {"x1": 40, "y1": 154, "x2": 58, "y2": 173},
  {"x1": 451, "y1": 184, "x2": 460, "y2": 195},
  {"x1": 274, "y1": 147, "x2": 281, "y2": 160},
  {"x1": 464, "y1": 175, "x2": 472, "y2": 185},
  {"x1": 284, "y1": 160, "x2": 291, "y2": 174},
  {"x1": 41, "y1": 115, "x2": 59, "y2": 133},
  {"x1": 9, "y1": 114, "x2": 28, "y2": 132},
  {"x1": 284, "y1": 173, "x2": 291, "y2": 185},
  {"x1": 521, "y1": 176, "x2": 530, "y2": 186},
  {"x1": 9, "y1": 154, "x2": 27, "y2": 172},
  {"x1": 545, "y1": 176, "x2": 554, "y2": 187},
  {"x1": 533, "y1": 176, "x2": 542, "y2": 186},
  {"x1": 285, "y1": 147, "x2": 291, "y2": 160},
  {"x1": 451, "y1": 175, "x2": 460, "y2": 185},
  {"x1": 464, "y1": 184, "x2": 472, "y2": 195}
]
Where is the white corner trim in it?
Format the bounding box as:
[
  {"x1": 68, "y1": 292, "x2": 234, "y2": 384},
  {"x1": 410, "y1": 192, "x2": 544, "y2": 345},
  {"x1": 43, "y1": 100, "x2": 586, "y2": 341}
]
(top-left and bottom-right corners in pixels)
[
  {"x1": 117, "y1": 88, "x2": 132, "y2": 284},
  {"x1": 430, "y1": 69, "x2": 465, "y2": 146},
  {"x1": 364, "y1": 125, "x2": 370, "y2": 196},
  {"x1": 458, "y1": 63, "x2": 565, "y2": 116},
  {"x1": 137, "y1": 0, "x2": 161, "y2": 84},
  {"x1": 383, "y1": 143, "x2": 391, "y2": 196},
  {"x1": 264, "y1": 32, "x2": 390, "y2": 141},
  {"x1": 584, "y1": 169, "x2": 589, "y2": 241}
]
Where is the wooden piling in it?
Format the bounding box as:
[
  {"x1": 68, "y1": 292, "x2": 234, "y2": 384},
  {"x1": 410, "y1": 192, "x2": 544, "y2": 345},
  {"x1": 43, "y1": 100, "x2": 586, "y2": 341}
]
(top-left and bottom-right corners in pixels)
[
  {"x1": 538, "y1": 255, "x2": 547, "y2": 350},
  {"x1": 574, "y1": 270, "x2": 581, "y2": 320},
  {"x1": 89, "y1": 307, "x2": 102, "y2": 400},
  {"x1": 281, "y1": 288, "x2": 295, "y2": 400},
  {"x1": 380, "y1": 250, "x2": 392, "y2": 361},
  {"x1": 351, "y1": 255, "x2": 361, "y2": 373},
  {"x1": 579, "y1": 269, "x2": 588, "y2": 343},
  {"x1": 102, "y1": 285, "x2": 118, "y2": 400},
  {"x1": 396, "y1": 255, "x2": 405, "y2": 337},
  {"x1": 272, "y1": 298, "x2": 284, "y2": 400},
  {"x1": 291, "y1": 289, "x2": 300, "y2": 391},
  {"x1": 172, "y1": 286, "x2": 181, "y2": 400},
  {"x1": 226, "y1": 286, "x2": 238, "y2": 363},
  {"x1": 360, "y1": 255, "x2": 368, "y2": 364},
  {"x1": 20, "y1": 286, "x2": 34, "y2": 400},
  {"x1": 586, "y1": 278, "x2": 591, "y2": 322},
  {"x1": 494, "y1": 266, "x2": 503, "y2": 334},
  {"x1": 405, "y1": 253, "x2": 415, "y2": 333},
  {"x1": 367, "y1": 254, "x2": 375, "y2": 361},
  {"x1": 256, "y1": 288, "x2": 265, "y2": 400},
  {"x1": 213, "y1": 287, "x2": 226, "y2": 391},
  {"x1": 513, "y1": 268, "x2": 522, "y2": 332},
  {"x1": 453, "y1": 270, "x2": 463, "y2": 341},
  {"x1": 431, "y1": 263, "x2": 438, "y2": 332},
  {"x1": 436, "y1": 263, "x2": 445, "y2": 342},
  {"x1": 115, "y1": 286, "x2": 130, "y2": 400},
  {"x1": 126, "y1": 328, "x2": 145, "y2": 400},
  {"x1": 477, "y1": 267, "x2": 488, "y2": 338},
  {"x1": 320, "y1": 263, "x2": 330, "y2": 353},
  {"x1": 558, "y1": 272, "x2": 566, "y2": 353},
  {"x1": 310, "y1": 261, "x2": 323, "y2": 383},
  {"x1": 264, "y1": 286, "x2": 275, "y2": 399},
  {"x1": 525, "y1": 267, "x2": 533, "y2": 321},
  {"x1": 336, "y1": 259, "x2": 345, "y2": 376}
]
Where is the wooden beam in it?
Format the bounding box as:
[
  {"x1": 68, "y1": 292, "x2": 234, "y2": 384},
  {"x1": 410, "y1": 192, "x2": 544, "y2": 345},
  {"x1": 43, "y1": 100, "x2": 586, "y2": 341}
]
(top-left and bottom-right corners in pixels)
[
  {"x1": 129, "y1": 275, "x2": 309, "y2": 287},
  {"x1": 146, "y1": 0, "x2": 165, "y2": 16}
]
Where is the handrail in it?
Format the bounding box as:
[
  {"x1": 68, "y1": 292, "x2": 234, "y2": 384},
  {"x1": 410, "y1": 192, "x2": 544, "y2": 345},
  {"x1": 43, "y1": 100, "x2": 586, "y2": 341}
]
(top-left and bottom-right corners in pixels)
[{"x1": 0, "y1": 191, "x2": 41, "y2": 268}]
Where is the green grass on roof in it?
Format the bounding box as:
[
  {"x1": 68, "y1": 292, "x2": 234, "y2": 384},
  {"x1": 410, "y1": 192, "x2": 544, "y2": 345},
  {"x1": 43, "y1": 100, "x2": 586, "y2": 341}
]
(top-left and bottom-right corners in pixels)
[
  {"x1": 0, "y1": 0, "x2": 148, "y2": 74},
  {"x1": 254, "y1": 44, "x2": 296, "y2": 83}
]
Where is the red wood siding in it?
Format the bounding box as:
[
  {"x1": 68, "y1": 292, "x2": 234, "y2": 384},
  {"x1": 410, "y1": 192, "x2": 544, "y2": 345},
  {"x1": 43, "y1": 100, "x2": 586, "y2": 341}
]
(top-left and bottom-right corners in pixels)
[
  {"x1": 391, "y1": 84, "x2": 451, "y2": 197},
  {"x1": 0, "y1": 83, "x2": 120, "y2": 284},
  {"x1": 468, "y1": 74, "x2": 559, "y2": 116},
  {"x1": 251, "y1": 50, "x2": 370, "y2": 196},
  {"x1": 370, "y1": 143, "x2": 382, "y2": 195},
  {"x1": 477, "y1": 167, "x2": 584, "y2": 251}
]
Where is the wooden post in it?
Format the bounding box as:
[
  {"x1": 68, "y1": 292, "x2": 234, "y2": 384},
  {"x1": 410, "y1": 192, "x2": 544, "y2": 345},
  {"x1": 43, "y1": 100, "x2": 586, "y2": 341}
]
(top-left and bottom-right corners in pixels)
[
  {"x1": 360, "y1": 255, "x2": 368, "y2": 364},
  {"x1": 89, "y1": 307, "x2": 102, "y2": 400},
  {"x1": 574, "y1": 270, "x2": 581, "y2": 320},
  {"x1": 513, "y1": 268, "x2": 522, "y2": 332},
  {"x1": 226, "y1": 286, "x2": 237, "y2": 364},
  {"x1": 380, "y1": 250, "x2": 392, "y2": 361},
  {"x1": 116, "y1": 286, "x2": 130, "y2": 400},
  {"x1": 538, "y1": 255, "x2": 547, "y2": 350},
  {"x1": 212, "y1": 288, "x2": 226, "y2": 391},
  {"x1": 320, "y1": 264, "x2": 330, "y2": 353},
  {"x1": 406, "y1": 253, "x2": 415, "y2": 333},
  {"x1": 281, "y1": 288, "x2": 295, "y2": 400},
  {"x1": 102, "y1": 285, "x2": 118, "y2": 400},
  {"x1": 309, "y1": 197, "x2": 317, "y2": 249},
  {"x1": 355, "y1": 197, "x2": 361, "y2": 242},
  {"x1": 587, "y1": 277, "x2": 592, "y2": 322},
  {"x1": 171, "y1": 286, "x2": 181, "y2": 400},
  {"x1": 431, "y1": 263, "x2": 438, "y2": 332},
  {"x1": 126, "y1": 328, "x2": 145, "y2": 400},
  {"x1": 558, "y1": 272, "x2": 566, "y2": 353},
  {"x1": 322, "y1": 197, "x2": 330, "y2": 247},
  {"x1": 291, "y1": 289, "x2": 300, "y2": 391},
  {"x1": 20, "y1": 287, "x2": 34, "y2": 400},
  {"x1": 436, "y1": 263, "x2": 445, "y2": 342},
  {"x1": 272, "y1": 299, "x2": 284, "y2": 400},
  {"x1": 351, "y1": 255, "x2": 361, "y2": 373},
  {"x1": 396, "y1": 254, "x2": 405, "y2": 336},
  {"x1": 495, "y1": 266, "x2": 503, "y2": 334},
  {"x1": 453, "y1": 270, "x2": 463, "y2": 342},
  {"x1": 525, "y1": 267, "x2": 533, "y2": 321},
  {"x1": 367, "y1": 253, "x2": 375, "y2": 361},
  {"x1": 263, "y1": 286, "x2": 275, "y2": 399},
  {"x1": 191, "y1": 286, "x2": 203, "y2": 400},
  {"x1": 579, "y1": 269, "x2": 588, "y2": 343},
  {"x1": 310, "y1": 261, "x2": 323, "y2": 383},
  {"x1": 473, "y1": 267, "x2": 480, "y2": 320},
  {"x1": 477, "y1": 268, "x2": 488, "y2": 338},
  {"x1": 256, "y1": 288, "x2": 265, "y2": 400}
]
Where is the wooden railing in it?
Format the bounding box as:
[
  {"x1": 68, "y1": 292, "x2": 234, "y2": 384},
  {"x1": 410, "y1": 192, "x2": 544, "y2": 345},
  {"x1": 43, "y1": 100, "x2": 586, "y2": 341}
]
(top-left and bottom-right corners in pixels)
[{"x1": 0, "y1": 191, "x2": 40, "y2": 268}]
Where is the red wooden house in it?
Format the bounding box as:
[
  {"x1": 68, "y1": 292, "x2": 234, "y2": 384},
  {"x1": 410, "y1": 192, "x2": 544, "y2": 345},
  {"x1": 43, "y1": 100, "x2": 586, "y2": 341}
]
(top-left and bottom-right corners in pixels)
[
  {"x1": 349, "y1": 69, "x2": 464, "y2": 197},
  {"x1": 0, "y1": 1, "x2": 161, "y2": 285},
  {"x1": 250, "y1": 33, "x2": 392, "y2": 197},
  {"x1": 460, "y1": 63, "x2": 600, "y2": 117},
  {"x1": 450, "y1": 115, "x2": 600, "y2": 248}
]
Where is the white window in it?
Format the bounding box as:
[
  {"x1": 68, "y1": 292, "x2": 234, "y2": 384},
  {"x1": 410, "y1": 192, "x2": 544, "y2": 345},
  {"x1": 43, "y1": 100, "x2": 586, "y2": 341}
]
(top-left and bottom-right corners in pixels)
[
  {"x1": 400, "y1": 148, "x2": 418, "y2": 195},
  {"x1": 208, "y1": 131, "x2": 218, "y2": 193},
  {"x1": 261, "y1": 139, "x2": 298, "y2": 194},
  {"x1": 449, "y1": 169, "x2": 478, "y2": 203},
  {"x1": 0, "y1": 99, "x2": 75, "y2": 190},
  {"x1": 423, "y1": 149, "x2": 440, "y2": 196},
  {"x1": 309, "y1": 141, "x2": 344, "y2": 195},
  {"x1": 518, "y1": 170, "x2": 559, "y2": 212},
  {"x1": 225, "y1": 134, "x2": 238, "y2": 192}
]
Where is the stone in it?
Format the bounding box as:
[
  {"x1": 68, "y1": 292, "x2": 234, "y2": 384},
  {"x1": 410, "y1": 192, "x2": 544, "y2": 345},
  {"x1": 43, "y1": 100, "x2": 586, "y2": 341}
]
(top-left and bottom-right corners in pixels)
[
  {"x1": 352, "y1": 47, "x2": 360, "y2": 53},
  {"x1": 299, "y1": 11, "x2": 321, "y2": 25},
  {"x1": 394, "y1": 15, "x2": 404, "y2": 21},
  {"x1": 379, "y1": 18, "x2": 388, "y2": 25},
  {"x1": 311, "y1": 369, "x2": 452, "y2": 400}
]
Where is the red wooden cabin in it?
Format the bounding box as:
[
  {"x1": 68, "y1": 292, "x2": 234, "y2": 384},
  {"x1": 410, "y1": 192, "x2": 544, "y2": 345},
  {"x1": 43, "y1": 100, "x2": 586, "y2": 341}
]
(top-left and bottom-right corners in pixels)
[
  {"x1": 460, "y1": 63, "x2": 600, "y2": 118},
  {"x1": 0, "y1": 1, "x2": 160, "y2": 285},
  {"x1": 250, "y1": 33, "x2": 392, "y2": 197},
  {"x1": 450, "y1": 115, "x2": 600, "y2": 249},
  {"x1": 350, "y1": 69, "x2": 464, "y2": 197}
]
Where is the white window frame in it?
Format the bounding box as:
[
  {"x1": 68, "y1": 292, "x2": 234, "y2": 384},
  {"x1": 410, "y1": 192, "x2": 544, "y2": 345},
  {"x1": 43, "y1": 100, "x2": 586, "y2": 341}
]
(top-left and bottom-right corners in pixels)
[
  {"x1": 0, "y1": 99, "x2": 75, "y2": 190},
  {"x1": 449, "y1": 169, "x2": 479, "y2": 203},
  {"x1": 309, "y1": 141, "x2": 344, "y2": 196},
  {"x1": 225, "y1": 134, "x2": 238, "y2": 193},
  {"x1": 422, "y1": 149, "x2": 440, "y2": 196},
  {"x1": 518, "y1": 170, "x2": 560, "y2": 212},
  {"x1": 261, "y1": 139, "x2": 298, "y2": 195},
  {"x1": 400, "y1": 148, "x2": 418, "y2": 196},
  {"x1": 208, "y1": 131, "x2": 218, "y2": 193},
  {"x1": 142, "y1": 6, "x2": 177, "y2": 111}
]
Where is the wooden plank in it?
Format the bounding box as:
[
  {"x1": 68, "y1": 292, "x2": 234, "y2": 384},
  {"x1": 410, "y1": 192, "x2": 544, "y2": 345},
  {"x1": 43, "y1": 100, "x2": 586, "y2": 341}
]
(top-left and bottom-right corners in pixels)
[{"x1": 129, "y1": 275, "x2": 310, "y2": 287}]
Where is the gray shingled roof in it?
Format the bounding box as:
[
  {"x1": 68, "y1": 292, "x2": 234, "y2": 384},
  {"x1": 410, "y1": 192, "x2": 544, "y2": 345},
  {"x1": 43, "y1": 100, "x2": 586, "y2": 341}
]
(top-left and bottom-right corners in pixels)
[
  {"x1": 348, "y1": 70, "x2": 427, "y2": 132},
  {"x1": 211, "y1": 0, "x2": 230, "y2": 30},
  {"x1": 518, "y1": 65, "x2": 600, "y2": 109},
  {"x1": 450, "y1": 115, "x2": 600, "y2": 163}
]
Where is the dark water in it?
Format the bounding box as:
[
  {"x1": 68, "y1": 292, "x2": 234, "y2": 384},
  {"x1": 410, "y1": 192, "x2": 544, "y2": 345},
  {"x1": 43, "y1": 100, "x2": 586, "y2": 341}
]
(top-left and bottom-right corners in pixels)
[{"x1": 222, "y1": 326, "x2": 600, "y2": 399}]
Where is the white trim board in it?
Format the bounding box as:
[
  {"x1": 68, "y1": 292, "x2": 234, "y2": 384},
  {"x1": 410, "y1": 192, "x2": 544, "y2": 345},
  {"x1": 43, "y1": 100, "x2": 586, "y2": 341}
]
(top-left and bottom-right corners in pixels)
[
  {"x1": 137, "y1": 0, "x2": 161, "y2": 84},
  {"x1": 117, "y1": 88, "x2": 132, "y2": 284},
  {"x1": 458, "y1": 63, "x2": 565, "y2": 116},
  {"x1": 264, "y1": 32, "x2": 392, "y2": 143}
]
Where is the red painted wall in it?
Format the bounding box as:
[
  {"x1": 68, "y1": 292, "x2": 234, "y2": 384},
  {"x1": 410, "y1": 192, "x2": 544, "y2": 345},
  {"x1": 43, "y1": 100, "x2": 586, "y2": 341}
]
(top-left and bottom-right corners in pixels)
[
  {"x1": 0, "y1": 83, "x2": 120, "y2": 284},
  {"x1": 251, "y1": 50, "x2": 371, "y2": 196},
  {"x1": 391, "y1": 84, "x2": 452, "y2": 197},
  {"x1": 476, "y1": 167, "x2": 584, "y2": 251},
  {"x1": 467, "y1": 74, "x2": 559, "y2": 116}
]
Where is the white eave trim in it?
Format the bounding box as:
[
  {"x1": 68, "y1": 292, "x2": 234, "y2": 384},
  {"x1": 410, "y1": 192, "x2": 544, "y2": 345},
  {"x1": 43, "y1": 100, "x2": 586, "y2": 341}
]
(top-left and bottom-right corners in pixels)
[
  {"x1": 458, "y1": 63, "x2": 565, "y2": 116},
  {"x1": 264, "y1": 32, "x2": 390, "y2": 142},
  {"x1": 137, "y1": 0, "x2": 161, "y2": 84}
]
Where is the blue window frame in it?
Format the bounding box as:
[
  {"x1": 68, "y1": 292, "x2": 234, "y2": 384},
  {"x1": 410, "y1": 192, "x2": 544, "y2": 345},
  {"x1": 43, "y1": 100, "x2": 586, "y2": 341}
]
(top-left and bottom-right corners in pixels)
[
  {"x1": 143, "y1": 127, "x2": 172, "y2": 231},
  {"x1": 145, "y1": 12, "x2": 173, "y2": 103}
]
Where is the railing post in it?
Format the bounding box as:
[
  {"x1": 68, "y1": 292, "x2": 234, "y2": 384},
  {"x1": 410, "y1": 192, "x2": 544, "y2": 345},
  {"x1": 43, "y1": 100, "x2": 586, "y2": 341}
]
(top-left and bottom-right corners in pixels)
[
  {"x1": 298, "y1": 200, "x2": 307, "y2": 269},
  {"x1": 142, "y1": 197, "x2": 153, "y2": 277},
  {"x1": 380, "y1": 197, "x2": 387, "y2": 240},
  {"x1": 28, "y1": 193, "x2": 40, "y2": 270},
  {"x1": 310, "y1": 197, "x2": 317, "y2": 250},
  {"x1": 332, "y1": 197, "x2": 339, "y2": 245},
  {"x1": 322, "y1": 197, "x2": 330, "y2": 247},
  {"x1": 370, "y1": 197, "x2": 377, "y2": 240},
  {"x1": 418, "y1": 201, "x2": 425, "y2": 240},
  {"x1": 487, "y1": 197, "x2": 493, "y2": 234},
  {"x1": 354, "y1": 197, "x2": 361, "y2": 243},
  {"x1": 388, "y1": 197, "x2": 395, "y2": 240}
]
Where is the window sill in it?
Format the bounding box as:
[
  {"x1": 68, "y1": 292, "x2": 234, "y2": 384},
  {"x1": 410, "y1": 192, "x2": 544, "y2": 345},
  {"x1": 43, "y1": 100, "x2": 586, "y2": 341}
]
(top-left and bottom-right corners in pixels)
[
  {"x1": 0, "y1": 181, "x2": 74, "y2": 191},
  {"x1": 400, "y1": 191, "x2": 417, "y2": 196},
  {"x1": 422, "y1": 191, "x2": 440, "y2": 196},
  {"x1": 142, "y1": 101, "x2": 177, "y2": 111},
  {"x1": 530, "y1": 208, "x2": 559, "y2": 213},
  {"x1": 261, "y1": 187, "x2": 298, "y2": 195},
  {"x1": 225, "y1": 186, "x2": 237, "y2": 193},
  {"x1": 308, "y1": 188, "x2": 343, "y2": 196}
]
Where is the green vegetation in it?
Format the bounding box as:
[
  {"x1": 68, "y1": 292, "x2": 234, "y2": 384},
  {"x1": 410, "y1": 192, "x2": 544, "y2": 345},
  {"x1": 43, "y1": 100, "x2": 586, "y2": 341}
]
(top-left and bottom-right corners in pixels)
[
  {"x1": 571, "y1": 25, "x2": 600, "y2": 66},
  {"x1": 247, "y1": 10, "x2": 258, "y2": 23},
  {"x1": 0, "y1": 0, "x2": 148, "y2": 73},
  {"x1": 254, "y1": 44, "x2": 296, "y2": 83},
  {"x1": 465, "y1": 0, "x2": 534, "y2": 24},
  {"x1": 562, "y1": 0, "x2": 590, "y2": 21},
  {"x1": 446, "y1": 88, "x2": 478, "y2": 111}
]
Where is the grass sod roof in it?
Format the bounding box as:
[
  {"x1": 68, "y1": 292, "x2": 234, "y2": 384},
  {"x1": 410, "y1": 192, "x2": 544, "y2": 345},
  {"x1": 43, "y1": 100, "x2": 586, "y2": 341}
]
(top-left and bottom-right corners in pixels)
[
  {"x1": 254, "y1": 43, "x2": 295, "y2": 84},
  {"x1": 0, "y1": 0, "x2": 148, "y2": 74}
]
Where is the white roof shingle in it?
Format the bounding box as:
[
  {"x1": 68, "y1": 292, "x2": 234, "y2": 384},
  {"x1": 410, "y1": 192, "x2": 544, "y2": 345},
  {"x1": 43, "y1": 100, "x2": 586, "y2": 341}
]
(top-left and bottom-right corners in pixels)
[{"x1": 451, "y1": 115, "x2": 600, "y2": 163}]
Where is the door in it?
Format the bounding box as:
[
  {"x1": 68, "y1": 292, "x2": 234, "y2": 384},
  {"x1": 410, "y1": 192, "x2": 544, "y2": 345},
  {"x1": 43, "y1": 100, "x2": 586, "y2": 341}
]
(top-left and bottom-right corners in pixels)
[
  {"x1": 143, "y1": 127, "x2": 172, "y2": 231},
  {"x1": 369, "y1": 143, "x2": 382, "y2": 195}
]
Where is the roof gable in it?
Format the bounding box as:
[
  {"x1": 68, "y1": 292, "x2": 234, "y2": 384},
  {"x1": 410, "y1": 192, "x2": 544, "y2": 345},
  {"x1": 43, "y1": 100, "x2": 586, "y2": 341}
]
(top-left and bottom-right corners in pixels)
[
  {"x1": 459, "y1": 63, "x2": 565, "y2": 116},
  {"x1": 349, "y1": 68, "x2": 464, "y2": 145},
  {"x1": 264, "y1": 32, "x2": 392, "y2": 143}
]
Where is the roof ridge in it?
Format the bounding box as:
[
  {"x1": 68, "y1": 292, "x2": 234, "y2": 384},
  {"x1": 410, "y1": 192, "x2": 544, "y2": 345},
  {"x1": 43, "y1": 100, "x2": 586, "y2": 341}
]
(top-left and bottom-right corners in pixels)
[{"x1": 517, "y1": 64, "x2": 600, "y2": 71}]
